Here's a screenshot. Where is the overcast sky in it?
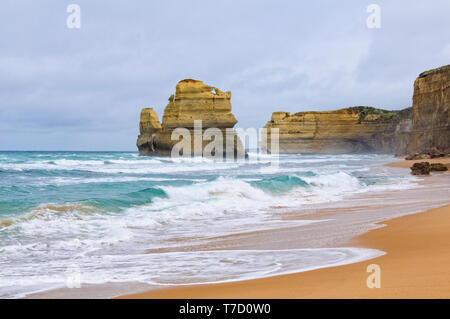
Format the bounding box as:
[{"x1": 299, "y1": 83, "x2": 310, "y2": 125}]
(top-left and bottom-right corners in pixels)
[{"x1": 0, "y1": 0, "x2": 449, "y2": 151}]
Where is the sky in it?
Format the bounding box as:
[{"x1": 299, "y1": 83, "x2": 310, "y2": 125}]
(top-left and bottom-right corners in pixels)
[{"x1": 0, "y1": 0, "x2": 449, "y2": 151}]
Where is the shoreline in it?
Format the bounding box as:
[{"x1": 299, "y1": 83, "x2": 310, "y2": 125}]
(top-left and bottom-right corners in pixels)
[
  {"x1": 123, "y1": 203, "x2": 450, "y2": 299},
  {"x1": 122, "y1": 159, "x2": 450, "y2": 299},
  {"x1": 21, "y1": 157, "x2": 450, "y2": 299},
  {"x1": 386, "y1": 157, "x2": 450, "y2": 168}
]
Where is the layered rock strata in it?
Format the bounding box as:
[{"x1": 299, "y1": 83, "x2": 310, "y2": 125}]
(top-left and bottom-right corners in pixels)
[
  {"x1": 137, "y1": 79, "x2": 246, "y2": 158},
  {"x1": 262, "y1": 106, "x2": 412, "y2": 154}
]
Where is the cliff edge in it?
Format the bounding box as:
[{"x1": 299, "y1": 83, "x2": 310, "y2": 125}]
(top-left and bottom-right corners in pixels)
[
  {"x1": 406, "y1": 65, "x2": 450, "y2": 156},
  {"x1": 262, "y1": 106, "x2": 412, "y2": 154}
]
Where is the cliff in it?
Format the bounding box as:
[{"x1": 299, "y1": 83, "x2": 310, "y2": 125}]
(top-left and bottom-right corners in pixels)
[
  {"x1": 405, "y1": 65, "x2": 450, "y2": 156},
  {"x1": 262, "y1": 106, "x2": 412, "y2": 154},
  {"x1": 137, "y1": 79, "x2": 246, "y2": 158}
]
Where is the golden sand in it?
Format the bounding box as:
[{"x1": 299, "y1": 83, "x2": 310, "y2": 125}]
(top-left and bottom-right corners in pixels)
[
  {"x1": 386, "y1": 157, "x2": 450, "y2": 169},
  {"x1": 122, "y1": 203, "x2": 450, "y2": 299}
]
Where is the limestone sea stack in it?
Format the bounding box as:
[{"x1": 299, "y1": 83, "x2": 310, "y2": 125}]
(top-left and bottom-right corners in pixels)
[
  {"x1": 137, "y1": 79, "x2": 246, "y2": 157},
  {"x1": 261, "y1": 107, "x2": 412, "y2": 154},
  {"x1": 406, "y1": 65, "x2": 450, "y2": 156}
]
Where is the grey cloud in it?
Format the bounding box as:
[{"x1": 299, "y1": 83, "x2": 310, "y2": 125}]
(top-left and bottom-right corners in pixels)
[{"x1": 0, "y1": 0, "x2": 449, "y2": 150}]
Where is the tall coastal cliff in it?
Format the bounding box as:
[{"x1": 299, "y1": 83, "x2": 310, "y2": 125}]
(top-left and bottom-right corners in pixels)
[
  {"x1": 137, "y1": 79, "x2": 246, "y2": 157},
  {"x1": 406, "y1": 65, "x2": 450, "y2": 156},
  {"x1": 262, "y1": 107, "x2": 412, "y2": 154}
]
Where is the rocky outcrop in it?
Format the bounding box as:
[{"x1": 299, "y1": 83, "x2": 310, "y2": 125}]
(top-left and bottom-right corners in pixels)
[
  {"x1": 136, "y1": 108, "x2": 163, "y2": 154},
  {"x1": 137, "y1": 79, "x2": 246, "y2": 157},
  {"x1": 262, "y1": 106, "x2": 412, "y2": 154},
  {"x1": 405, "y1": 152, "x2": 448, "y2": 160},
  {"x1": 430, "y1": 163, "x2": 448, "y2": 172},
  {"x1": 410, "y1": 161, "x2": 449, "y2": 175},
  {"x1": 410, "y1": 162, "x2": 431, "y2": 175},
  {"x1": 405, "y1": 65, "x2": 450, "y2": 156},
  {"x1": 162, "y1": 79, "x2": 238, "y2": 129}
]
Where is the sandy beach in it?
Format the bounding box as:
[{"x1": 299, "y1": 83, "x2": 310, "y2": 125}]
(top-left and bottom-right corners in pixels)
[
  {"x1": 122, "y1": 160, "x2": 450, "y2": 299},
  {"x1": 386, "y1": 157, "x2": 450, "y2": 169},
  {"x1": 123, "y1": 203, "x2": 450, "y2": 299}
]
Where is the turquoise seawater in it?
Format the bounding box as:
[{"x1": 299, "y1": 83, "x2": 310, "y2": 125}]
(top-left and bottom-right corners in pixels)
[{"x1": 0, "y1": 151, "x2": 415, "y2": 297}]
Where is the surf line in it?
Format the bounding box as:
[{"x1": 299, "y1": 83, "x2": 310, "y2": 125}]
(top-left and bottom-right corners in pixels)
[{"x1": 179, "y1": 303, "x2": 214, "y2": 317}]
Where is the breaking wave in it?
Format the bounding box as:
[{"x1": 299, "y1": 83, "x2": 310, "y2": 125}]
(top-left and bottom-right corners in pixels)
[{"x1": 0, "y1": 151, "x2": 420, "y2": 298}]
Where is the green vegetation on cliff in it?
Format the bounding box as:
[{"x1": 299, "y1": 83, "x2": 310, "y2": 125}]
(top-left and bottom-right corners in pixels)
[
  {"x1": 348, "y1": 106, "x2": 412, "y2": 124},
  {"x1": 418, "y1": 64, "x2": 450, "y2": 78}
]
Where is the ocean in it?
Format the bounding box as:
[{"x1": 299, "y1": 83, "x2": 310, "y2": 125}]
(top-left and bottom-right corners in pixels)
[{"x1": 0, "y1": 151, "x2": 444, "y2": 298}]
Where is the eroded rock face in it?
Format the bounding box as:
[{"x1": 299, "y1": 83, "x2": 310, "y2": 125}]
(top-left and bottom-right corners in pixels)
[
  {"x1": 262, "y1": 107, "x2": 412, "y2": 154},
  {"x1": 136, "y1": 108, "x2": 162, "y2": 155},
  {"x1": 137, "y1": 79, "x2": 245, "y2": 157},
  {"x1": 406, "y1": 65, "x2": 450, "y2": 155},
  {"x1": 162, "y1": 79, "x2": 238, "y2": 129}
]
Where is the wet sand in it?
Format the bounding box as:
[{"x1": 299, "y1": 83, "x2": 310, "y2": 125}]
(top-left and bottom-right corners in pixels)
[
  {"x1": 123, "y1": 203, "x2": 450, "y2": 299},
  {"x1": 386, "y1": 157, "x2": 450, "y2": 169}
]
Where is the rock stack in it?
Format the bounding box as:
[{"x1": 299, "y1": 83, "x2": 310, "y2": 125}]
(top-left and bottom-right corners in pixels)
[{"x1": 137, "y1": 79, "x2": 246, "y2": 158}]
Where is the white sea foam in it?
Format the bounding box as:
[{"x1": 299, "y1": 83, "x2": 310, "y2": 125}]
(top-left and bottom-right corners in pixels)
[
  {"x1": 33, "y1": 176, "x2": 208, "y2": 187},
  {"x1": 0, "y1": 152, "x2": 422, "y2": 298},
  {"x1": 0, "y1": 157, "x2": 242, "y2": 174},
  {"x1": 0, "y1": 247, "x2": 384, "y2": 298}
]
